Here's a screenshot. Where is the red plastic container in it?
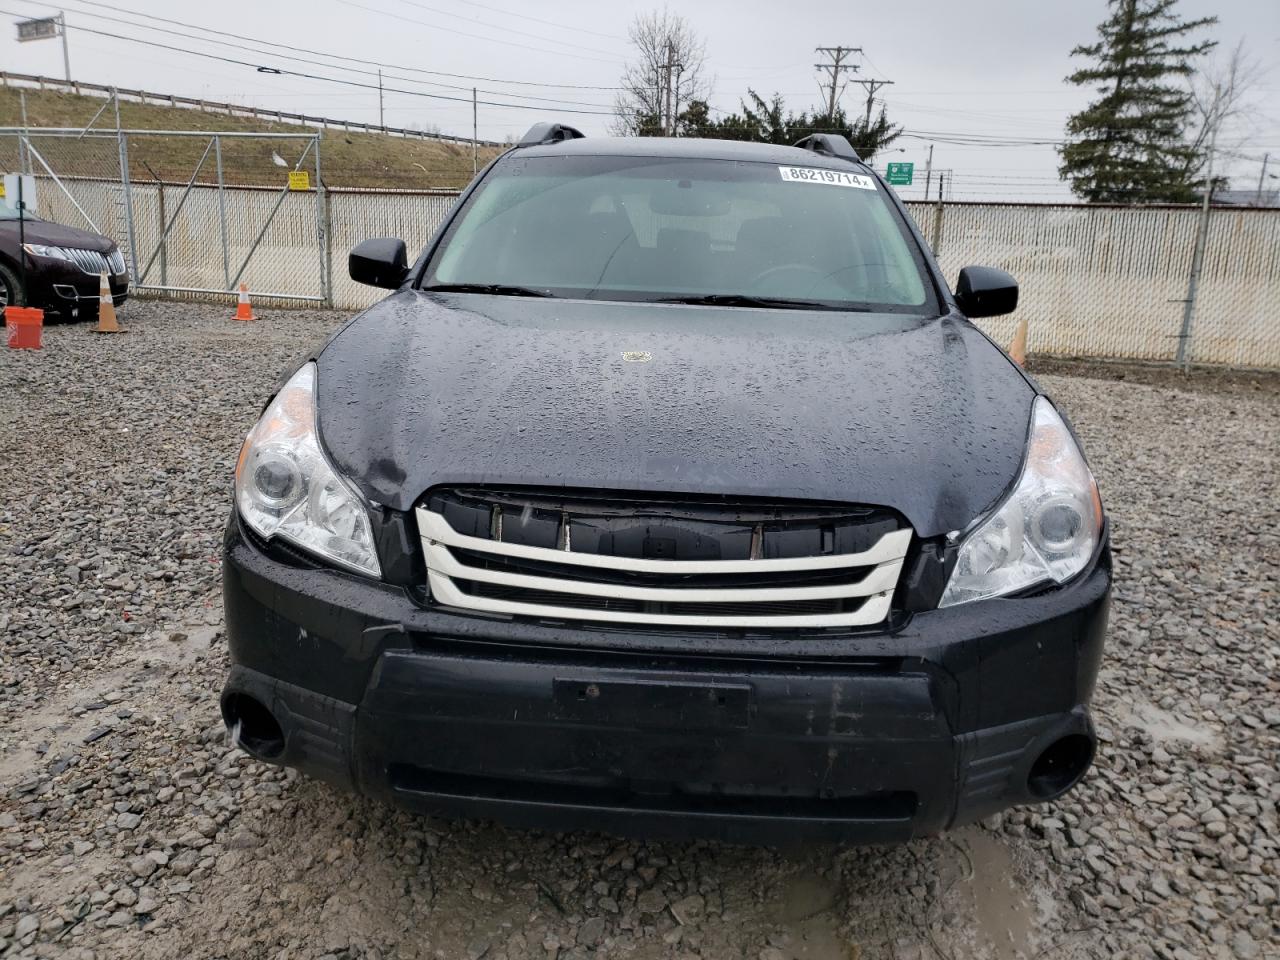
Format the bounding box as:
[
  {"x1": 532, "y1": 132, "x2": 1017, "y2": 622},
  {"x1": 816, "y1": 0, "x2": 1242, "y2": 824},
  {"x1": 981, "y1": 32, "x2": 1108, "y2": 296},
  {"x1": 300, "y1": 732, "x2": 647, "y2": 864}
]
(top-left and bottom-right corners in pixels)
[{"x1": 5, "y1": 306, "x2": 44, "y2": 349}]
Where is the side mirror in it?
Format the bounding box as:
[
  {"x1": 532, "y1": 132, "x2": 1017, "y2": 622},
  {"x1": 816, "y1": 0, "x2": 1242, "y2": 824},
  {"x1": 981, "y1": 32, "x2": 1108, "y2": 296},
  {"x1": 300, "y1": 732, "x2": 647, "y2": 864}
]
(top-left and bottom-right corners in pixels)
[
  {"x1": 954, "y1": 266, "x2": 1018, "y2": 318},
  {"x1": 349, "y1": 238, "x2": 408, "y2": 289}
]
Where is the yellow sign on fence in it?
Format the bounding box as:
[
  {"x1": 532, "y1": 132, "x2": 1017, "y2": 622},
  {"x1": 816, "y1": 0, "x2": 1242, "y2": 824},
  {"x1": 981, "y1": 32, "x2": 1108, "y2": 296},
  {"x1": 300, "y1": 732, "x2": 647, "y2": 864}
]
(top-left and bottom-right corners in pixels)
[{"x1": 287, "y1": 170, "x2": 310, "y2": 192}]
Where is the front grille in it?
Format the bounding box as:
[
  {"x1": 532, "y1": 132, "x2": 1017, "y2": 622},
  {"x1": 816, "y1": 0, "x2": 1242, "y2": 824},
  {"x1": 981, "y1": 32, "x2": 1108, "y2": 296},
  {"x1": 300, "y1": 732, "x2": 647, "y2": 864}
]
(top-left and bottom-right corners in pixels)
[
  {"x1": 63, "y1": 247, "x2": 127, "y2": 277},
  {"x1": 417, "y1": 488, "x2": 912, "y2": 629}
]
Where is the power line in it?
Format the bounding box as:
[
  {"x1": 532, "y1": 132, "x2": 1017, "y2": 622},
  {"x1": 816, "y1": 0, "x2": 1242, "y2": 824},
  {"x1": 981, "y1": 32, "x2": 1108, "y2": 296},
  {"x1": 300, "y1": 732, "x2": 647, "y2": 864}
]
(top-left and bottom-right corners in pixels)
[
  {"x1": 31, "y1": 0, "x2": 625, "y2": 91},
  {"x1": 334, "y1": 0, "x2": 622, "y2": 67},
  {"x1": 390, "y1": 0, "x2": 627, "y2": 58},
  {"x1": 852, "y1": 77, "x2": 893, "y2": 127},
  {"x1": 0, "y1": 8, "x2": 622, "y2": 117},
  {"x1": 11, "y1": 0, "x2": 621, "y2": 109},
  {"x1": 455, "y1": 0, "x2": 625, "y2": 41}
]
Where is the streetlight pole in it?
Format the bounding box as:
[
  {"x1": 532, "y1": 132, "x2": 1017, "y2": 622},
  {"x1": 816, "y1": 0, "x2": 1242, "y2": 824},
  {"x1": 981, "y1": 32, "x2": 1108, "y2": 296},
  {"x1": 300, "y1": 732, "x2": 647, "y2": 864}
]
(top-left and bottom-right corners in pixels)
[
  {"x1": 59, "y1": 12, "x2": 71, "y2": 82},
  {"x1": 377, "y1": 69, "x2": 384, "y2": 131}
]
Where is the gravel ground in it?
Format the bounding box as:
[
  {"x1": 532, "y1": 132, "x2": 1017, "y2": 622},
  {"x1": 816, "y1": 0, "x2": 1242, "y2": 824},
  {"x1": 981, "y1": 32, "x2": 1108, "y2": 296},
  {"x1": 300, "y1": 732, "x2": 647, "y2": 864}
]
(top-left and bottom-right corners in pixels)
[{"x1": 1, "y1": 301, "x2": 1276, "y2": 960}]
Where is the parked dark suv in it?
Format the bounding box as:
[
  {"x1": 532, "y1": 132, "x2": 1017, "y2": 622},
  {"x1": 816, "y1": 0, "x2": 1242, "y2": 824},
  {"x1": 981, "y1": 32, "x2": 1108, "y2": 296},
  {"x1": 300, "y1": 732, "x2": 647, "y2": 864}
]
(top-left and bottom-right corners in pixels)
[
  {"x1": 0, "y1": 207, "x2": 129, "y2": 317},
  {"x1": 221, "y1": 125, "x2": 1110, "y2": 844}
]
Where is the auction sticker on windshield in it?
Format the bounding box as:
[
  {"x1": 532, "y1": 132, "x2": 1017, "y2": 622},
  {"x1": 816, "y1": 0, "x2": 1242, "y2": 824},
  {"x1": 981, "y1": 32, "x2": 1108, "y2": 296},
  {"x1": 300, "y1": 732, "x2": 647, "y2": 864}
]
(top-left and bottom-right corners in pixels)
[{"x1": 778, "y1": 166, "x2": 877, "y2": 189}]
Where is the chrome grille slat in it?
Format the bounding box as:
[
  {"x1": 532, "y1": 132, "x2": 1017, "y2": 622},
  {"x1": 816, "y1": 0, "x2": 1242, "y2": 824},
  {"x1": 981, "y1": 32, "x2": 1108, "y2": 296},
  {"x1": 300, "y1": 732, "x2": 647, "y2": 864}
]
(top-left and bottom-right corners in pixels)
[
  {"x1": 418, "y1": 508, "x2": 911, "y2": 574},
  {"x1": 416, "y1": 506, "x2": 911, "y2": 628},
  {"x1": 60, "y1": 247, "x2": 128, "y2": 277},
  {"x1": 424, "y1": 540, "x2": 902, "y2": 603},
  {"x1": 427, "y1": 571, "x2": 896, "y2": 628}
]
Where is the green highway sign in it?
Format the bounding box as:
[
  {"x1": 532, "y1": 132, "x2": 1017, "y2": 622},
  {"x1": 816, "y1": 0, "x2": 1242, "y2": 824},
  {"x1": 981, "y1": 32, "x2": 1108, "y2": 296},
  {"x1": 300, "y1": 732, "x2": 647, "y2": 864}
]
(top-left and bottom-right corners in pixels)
[{"x1": 885, "y1": 162, "x2": 914, "y2": 186}]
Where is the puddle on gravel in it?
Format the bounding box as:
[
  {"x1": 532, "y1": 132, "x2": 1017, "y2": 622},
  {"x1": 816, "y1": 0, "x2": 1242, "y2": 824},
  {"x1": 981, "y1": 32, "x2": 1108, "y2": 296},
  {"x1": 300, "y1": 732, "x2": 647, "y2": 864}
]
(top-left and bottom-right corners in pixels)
[
  {"x1": 0, "y1": 623, "x2": 218, "y2": 785},
  {"x1": 965, "y1": 829, "x2": 1037, "y2": 960},
  {"x1": 1109, "y1": 697, "x2": 1221, "y2": 749},
  {"x1": 767, "y1": 870, "x2": 854, "y2": 960}
]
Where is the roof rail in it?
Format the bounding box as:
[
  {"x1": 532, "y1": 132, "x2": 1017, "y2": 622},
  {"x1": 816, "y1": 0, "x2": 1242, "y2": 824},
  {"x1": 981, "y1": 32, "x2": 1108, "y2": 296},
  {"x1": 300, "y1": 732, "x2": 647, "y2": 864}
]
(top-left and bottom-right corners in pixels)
[
  {"x1": 792, "y1": 134, "x2": 860, "y2": 162},
  {"x1": 518, "y1": 122, "x2": 586, "y2": 148}
]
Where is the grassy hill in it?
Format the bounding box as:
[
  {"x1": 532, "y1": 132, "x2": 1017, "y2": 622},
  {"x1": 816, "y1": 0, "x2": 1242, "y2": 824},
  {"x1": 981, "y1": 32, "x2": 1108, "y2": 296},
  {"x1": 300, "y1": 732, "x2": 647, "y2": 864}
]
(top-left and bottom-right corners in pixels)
[{"x1": 0, "y1": 86, "x2": 503, "y2": 190}]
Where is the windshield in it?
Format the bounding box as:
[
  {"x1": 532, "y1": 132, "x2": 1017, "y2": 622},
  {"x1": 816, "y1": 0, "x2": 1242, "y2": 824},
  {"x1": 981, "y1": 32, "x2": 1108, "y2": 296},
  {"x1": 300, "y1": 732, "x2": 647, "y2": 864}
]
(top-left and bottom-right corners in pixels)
[
  {"x1": 0, "y1": 207, "x2": 42, "y2": 221},
  {"x1": 422, "y1": 154, "x2": 934, "y2": 312}
]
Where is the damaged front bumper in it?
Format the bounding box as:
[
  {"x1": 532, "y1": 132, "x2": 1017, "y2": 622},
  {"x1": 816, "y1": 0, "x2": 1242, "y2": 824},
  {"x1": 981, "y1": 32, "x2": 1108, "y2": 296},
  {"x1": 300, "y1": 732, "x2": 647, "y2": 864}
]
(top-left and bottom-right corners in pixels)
[{"x1": 220, "y1": 516, "x2": 1110, "y2": 844}]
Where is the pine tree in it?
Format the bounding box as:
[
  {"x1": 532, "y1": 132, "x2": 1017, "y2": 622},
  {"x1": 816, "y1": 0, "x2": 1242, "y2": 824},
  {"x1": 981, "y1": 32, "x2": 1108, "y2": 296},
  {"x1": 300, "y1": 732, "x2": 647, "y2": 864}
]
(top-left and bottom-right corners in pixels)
[
  {"x1": 683, "y1": 91, "x2": 901, "y2": 161},
  {"x1": 1060, "y1": 0, "x2": 1216, "y2": 204}
]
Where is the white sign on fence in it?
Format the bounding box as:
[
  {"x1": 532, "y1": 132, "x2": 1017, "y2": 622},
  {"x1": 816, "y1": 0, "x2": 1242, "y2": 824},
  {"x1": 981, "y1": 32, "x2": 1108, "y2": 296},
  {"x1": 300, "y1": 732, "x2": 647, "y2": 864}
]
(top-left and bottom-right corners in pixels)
[{"x1": 1, "y1": 174, "x2": 38, "y2": 214}]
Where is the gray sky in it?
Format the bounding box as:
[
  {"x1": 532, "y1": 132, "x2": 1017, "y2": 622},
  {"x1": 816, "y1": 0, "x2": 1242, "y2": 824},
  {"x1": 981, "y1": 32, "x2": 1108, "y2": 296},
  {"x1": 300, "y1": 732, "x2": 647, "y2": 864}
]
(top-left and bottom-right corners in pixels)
[{"x1": 2, "y1": 0, "x2": 1277, "y2": 200}]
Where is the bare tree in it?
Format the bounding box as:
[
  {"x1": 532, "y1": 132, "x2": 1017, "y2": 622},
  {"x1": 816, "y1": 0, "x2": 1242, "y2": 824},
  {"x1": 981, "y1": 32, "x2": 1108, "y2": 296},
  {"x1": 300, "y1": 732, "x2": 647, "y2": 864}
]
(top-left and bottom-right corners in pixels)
[
  {"x1": 612, "y1": 9, "x2": 710, "y2": 137},
  {"x1": 1185, "y1": 40, "x2": 1265, "y2": 189}
]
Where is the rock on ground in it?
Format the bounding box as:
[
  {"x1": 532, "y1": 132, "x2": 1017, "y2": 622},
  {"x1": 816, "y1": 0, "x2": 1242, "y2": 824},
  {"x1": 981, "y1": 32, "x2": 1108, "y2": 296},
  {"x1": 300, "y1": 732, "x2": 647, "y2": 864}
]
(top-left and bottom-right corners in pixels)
[{"x1": 0, "y1": 301, "x2": 1276, "y2": 959}]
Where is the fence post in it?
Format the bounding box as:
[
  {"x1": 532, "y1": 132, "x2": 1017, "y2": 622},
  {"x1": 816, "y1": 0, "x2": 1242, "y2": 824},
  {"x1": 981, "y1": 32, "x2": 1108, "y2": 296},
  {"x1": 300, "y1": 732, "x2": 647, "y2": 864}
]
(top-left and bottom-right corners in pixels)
[
  {"x1": 18, "y1": 90, "x2": 29, "y2": 174},
  {"x1": 315, "y1": 135, "x2": 333, "y2": 307},
  {"x1": 114, "y1": 95, "x2": 140, "y2": 278},
  {"x1": 215, "y1": 135, "x2": 231, "y2": 291},
  {"x1": 930, "y1": 173, "x2": 946, "y2": 255},
  {"x1": 156, "y1": 184, "x2": 168, "y2": 287},
  {"x1": 1176, "y1": 202, "x2": 1212, "y2": 371},
  {"x1": 1177, "y1": 128, "x2": 1218, "y2": 371}
]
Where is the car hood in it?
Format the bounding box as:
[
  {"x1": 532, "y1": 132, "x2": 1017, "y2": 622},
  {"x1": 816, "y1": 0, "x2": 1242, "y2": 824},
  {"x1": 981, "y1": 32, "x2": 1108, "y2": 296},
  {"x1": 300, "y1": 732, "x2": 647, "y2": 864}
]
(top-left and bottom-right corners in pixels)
[
  {"x1": 316, "y1": 291, "x2": 1035, "y2": 538},
  {"x1": 0, "y1": 219, "x2": 116, "y2": 252}
]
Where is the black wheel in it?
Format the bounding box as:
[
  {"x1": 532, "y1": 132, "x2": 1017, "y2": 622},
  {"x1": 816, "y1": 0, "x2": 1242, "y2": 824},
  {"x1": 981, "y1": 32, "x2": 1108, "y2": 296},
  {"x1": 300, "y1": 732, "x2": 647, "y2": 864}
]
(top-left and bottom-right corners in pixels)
[{"x1": 0, "y1": 261, "x2": 23, "y2": 310}]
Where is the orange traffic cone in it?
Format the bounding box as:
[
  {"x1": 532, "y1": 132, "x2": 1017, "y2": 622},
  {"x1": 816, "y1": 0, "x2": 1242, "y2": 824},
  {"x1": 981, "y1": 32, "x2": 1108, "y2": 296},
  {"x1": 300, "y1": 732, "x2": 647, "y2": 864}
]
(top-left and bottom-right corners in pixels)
[
  {"x1": 233, "y1": 283, "x2": 256, "y2": 322},
  {"x1": 93, "y1": 271, "x2": 124, "y2": 334},
  {"x1": 1008, "y1": 317, "x2": 1028, "y2": 366}
]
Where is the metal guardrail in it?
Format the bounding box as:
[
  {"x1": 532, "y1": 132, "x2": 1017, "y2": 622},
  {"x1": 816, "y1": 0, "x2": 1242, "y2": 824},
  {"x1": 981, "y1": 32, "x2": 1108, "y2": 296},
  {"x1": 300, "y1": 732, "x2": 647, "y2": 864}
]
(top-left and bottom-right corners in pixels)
[{"x1": 0, "y1": 71, "x2": 501, "y2": 146}]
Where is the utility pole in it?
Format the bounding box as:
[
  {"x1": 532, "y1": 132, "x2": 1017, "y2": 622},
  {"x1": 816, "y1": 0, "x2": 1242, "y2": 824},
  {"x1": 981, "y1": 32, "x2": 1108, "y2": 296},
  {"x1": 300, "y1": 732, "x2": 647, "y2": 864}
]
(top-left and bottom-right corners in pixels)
[
  {"x1": 672, "y1": 63, "x2": 685, "y2": 136},
  {"x1": 1258, "y1": 153, "x2": 1270, "y2": 206},
  {"x1": 923, "y1": 143, "x2": 934, "y2": 200},
  {"x1": 852, "y1": 77, "x2": 893, "y2": 128},
  {"x1": 58, "y1": 12, "x2": 71, "y2": 82},
  {"x1": 377, "y1": 69, "x2": 385, "y2": 131},
  {"x1": 814, "y1": 46, "x2": 861, "y2": 120},
  {"x1": 472, "y1": 87, "x2": 478, "y2": 174},
  {"x1": 658, "y1": 41, "x2": 682, "y2": 136}
]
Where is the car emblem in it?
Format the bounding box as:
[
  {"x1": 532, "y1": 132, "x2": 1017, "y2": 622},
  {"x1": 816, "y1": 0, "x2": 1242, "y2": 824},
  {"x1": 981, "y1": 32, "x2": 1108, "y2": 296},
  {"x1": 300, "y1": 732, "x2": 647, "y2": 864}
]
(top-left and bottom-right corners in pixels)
[{"x1": 621, "y1": 351, "x2": 652, "y2": 363}]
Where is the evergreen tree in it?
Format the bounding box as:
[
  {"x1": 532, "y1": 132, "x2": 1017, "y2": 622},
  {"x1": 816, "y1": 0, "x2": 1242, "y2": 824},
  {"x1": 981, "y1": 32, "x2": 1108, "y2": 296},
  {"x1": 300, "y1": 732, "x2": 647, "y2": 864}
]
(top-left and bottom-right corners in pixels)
[
  {"x1": 1060, "y1": 0, "x2": 1216, "y2": 203},
  {"x1": 681, "y1": 91, "x2": 901, "y2": 162},
  {"x1": 846, "y1": 105, "x2": 902, "y2": 163}
]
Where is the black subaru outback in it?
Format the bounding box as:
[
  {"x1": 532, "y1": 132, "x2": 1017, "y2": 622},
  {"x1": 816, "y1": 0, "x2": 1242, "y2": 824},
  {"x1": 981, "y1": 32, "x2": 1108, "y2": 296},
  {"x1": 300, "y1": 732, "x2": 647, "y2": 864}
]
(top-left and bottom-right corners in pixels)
[{"x1": 221, "y1": 124, "x2": 1109, "y2": 844}]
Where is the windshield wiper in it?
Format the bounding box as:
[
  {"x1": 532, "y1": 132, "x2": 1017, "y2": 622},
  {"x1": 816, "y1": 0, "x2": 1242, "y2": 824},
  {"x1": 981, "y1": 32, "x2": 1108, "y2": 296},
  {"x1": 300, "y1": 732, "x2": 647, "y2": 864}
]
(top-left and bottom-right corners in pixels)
[
  {"x1": 653, "y1": 293, "x2": 868, "y2": 311},
  {"x1": 422, "y1": 282, "x2": 555, "y2": 298}
]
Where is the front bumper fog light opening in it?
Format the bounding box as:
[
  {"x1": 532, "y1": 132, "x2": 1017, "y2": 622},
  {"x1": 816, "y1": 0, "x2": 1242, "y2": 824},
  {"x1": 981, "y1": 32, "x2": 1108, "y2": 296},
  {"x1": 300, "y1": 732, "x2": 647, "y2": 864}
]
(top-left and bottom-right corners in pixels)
[
  {"x1": 222, "y1": 692, "x2": 285, "y2": 760},
  {"x1": 1026, "y1": 733, "x2": 1095, "y2": 801}
]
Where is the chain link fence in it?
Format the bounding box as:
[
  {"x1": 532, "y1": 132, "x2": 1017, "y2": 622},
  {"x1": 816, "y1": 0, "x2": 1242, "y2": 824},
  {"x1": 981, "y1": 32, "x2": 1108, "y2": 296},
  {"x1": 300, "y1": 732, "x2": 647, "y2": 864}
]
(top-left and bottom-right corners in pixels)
[
  {"x1": 327, "y1": 188, "x2": 457, "y2": 311},
  {"x1": 4, "y1": 125, "x2": 1278, "y2": 368},
  {"x1": 2, "y1": 127, "x2": 326, "y2": 302},
  {"x1": 1, "y1": 129, "x2": 124, "y2": 239},
  {"x1": 903, "y1": 200, "x2": 1280, "y2": 368}
]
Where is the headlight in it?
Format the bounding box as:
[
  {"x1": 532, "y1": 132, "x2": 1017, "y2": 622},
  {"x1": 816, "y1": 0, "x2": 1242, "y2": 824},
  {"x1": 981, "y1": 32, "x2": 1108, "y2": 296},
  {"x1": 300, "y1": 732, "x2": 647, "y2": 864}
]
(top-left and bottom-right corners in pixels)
[
  {"x1": 22, "y1": 243, "x2": 73, "y2": 261},
  {"x1": 235, "y1": 363, "x2": 381, "y2": 577},
  {"x1": 939, "y1": 397, "x2": 1102, "y2": 606}
]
